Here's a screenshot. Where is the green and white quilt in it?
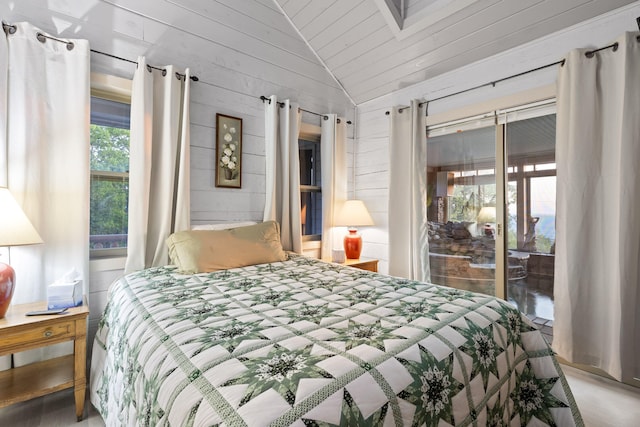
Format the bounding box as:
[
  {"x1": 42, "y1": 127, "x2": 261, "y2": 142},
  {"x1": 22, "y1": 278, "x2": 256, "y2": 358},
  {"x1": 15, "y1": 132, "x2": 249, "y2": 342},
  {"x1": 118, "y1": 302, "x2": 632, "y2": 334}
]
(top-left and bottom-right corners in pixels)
[{"x1": 90, "y1": 254, "x2": 583, "y2": 426}]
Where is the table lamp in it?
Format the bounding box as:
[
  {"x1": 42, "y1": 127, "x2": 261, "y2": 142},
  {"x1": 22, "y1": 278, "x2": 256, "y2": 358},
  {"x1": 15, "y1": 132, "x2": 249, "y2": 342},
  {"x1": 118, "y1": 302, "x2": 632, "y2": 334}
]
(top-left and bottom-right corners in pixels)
[
  {"x1": 476, "y1": 206, "x2": 496, "y2": 237},
  {"x1": 0, "y1": 188, "x2": 43, "y2": 318},
  {"x1": 334, "y1": 200, "x2": 374, "y2": 259}
]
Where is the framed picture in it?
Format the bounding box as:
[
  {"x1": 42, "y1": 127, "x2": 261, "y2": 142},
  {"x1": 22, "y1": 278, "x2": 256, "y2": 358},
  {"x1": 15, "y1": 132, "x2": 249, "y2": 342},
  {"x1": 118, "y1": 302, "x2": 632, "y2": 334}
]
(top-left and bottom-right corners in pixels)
[{"x1": 215, "y1": 113, "x2": 242, "y2": 188}]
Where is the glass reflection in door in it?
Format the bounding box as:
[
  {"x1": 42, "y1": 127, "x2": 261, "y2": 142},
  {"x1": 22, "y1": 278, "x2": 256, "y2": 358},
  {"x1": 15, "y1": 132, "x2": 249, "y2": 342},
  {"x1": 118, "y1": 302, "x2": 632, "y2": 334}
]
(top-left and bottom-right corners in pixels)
[
  {"x1": 505, "y1": 114, "x2": 556, "y2": 323},
  {"x1": 426, "y1": 125, "x2": 498, "y2": 296}
]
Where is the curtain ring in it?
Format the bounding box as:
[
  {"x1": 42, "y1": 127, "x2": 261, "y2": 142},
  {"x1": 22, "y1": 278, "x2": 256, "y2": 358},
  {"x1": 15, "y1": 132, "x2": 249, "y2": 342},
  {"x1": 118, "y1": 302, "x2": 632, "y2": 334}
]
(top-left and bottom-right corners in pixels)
[
  {"x1": 66, "y1": 41, "x2": 74, "y2": 51},
  {"x1": 146, "y1": 64, "x2": 152, "y2": 73},
  {"x1": 36, "y1": 32, "x2": 46, "y2": 43},
  {"x1": 161, "y1": 69, "x2": 167, "y2": 76},
  {"x1": 2, "y1": 23, "x2": 16, "y2": 35},
  {"x1": 612, "y1": 42, "x2": 619, "y2": 52}
]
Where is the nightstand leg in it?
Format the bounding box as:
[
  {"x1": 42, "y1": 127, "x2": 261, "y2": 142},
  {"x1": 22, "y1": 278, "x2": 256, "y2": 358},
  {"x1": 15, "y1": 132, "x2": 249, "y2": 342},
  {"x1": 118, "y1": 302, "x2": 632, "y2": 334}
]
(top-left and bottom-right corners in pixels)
[{"x1": 74, "y1": 320, "x2": 87, "y2": 421}]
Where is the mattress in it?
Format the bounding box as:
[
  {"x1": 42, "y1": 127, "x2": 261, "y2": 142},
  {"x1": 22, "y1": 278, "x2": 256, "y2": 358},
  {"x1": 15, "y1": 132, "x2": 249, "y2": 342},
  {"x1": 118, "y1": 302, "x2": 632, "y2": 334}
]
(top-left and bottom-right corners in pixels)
[{"x1": 90, "y1": 254, "x2": 583, "y2": 426}]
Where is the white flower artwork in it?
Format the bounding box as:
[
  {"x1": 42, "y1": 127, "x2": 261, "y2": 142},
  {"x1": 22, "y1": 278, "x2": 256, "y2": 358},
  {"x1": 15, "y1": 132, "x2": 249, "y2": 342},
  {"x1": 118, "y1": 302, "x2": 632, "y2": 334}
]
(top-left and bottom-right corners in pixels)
[{"x1": 216, "y1": 114, "x2": 242, "y2": 188}]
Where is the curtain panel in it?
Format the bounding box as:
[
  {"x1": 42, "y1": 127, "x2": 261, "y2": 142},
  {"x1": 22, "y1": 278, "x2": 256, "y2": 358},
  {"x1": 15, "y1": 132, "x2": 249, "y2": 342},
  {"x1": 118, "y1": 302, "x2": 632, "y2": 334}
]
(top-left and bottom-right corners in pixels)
[
  {"x1": 263, "y1": 96, "x2": 302, "y2": 253},
  {"x1": 125, "y1": 57, "x2": 191, "y2": 273},
  {"x1": 1, "y1": 22, "x2": 90, "y2": 365},
  {"x1": 320, "y1": 114, "x2": 347, "y2": 260},
  {"x1": 554, "y1": 32, "x2": 640, "y2": 383},
  {"x1": 388, "y1": 100, "x2": 430, "y2": 282}
]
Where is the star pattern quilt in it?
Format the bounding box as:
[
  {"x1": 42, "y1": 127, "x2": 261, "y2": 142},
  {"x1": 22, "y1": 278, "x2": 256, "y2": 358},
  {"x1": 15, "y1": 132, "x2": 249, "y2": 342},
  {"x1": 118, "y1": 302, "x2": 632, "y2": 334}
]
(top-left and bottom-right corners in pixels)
[{"x1": 90, "y1": 254, "x2": 583, "y2": 426}]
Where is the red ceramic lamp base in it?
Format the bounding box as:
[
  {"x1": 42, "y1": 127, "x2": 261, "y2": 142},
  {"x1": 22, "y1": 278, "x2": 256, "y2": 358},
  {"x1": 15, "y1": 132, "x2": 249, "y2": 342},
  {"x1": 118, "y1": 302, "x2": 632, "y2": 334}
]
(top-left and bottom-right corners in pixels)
[
  {"x1": 343, "y1": 228, "x2": 362, "y2": 259},
  {"x1": 0, "y1": 262, "x2": 16, "y2": 318}
]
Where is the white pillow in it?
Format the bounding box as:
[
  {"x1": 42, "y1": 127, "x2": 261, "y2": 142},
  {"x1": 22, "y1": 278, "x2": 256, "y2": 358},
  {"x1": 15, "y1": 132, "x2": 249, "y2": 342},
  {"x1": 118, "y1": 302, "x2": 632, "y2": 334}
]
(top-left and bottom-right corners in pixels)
[{"x1": 191, "y1": 221, "x2": 257, "y2": 231}]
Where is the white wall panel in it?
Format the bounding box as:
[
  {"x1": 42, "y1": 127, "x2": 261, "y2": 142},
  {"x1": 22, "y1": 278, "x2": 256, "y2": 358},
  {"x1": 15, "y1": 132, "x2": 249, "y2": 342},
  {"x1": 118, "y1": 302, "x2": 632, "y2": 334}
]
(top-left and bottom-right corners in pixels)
[
  {"x1": 277, "y1": 0, "x2": 636, "y2": 104},
  {"x1": 316, "y1": 10, "x2": 385, "y2": 60}
]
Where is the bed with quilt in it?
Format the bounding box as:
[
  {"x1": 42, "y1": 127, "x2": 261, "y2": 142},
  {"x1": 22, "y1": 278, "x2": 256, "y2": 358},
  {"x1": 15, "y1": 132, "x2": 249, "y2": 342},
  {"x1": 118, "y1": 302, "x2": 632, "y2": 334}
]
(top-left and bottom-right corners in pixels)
[{"x1": 90, "y1": 222, "x2": 583, "y2": 426}]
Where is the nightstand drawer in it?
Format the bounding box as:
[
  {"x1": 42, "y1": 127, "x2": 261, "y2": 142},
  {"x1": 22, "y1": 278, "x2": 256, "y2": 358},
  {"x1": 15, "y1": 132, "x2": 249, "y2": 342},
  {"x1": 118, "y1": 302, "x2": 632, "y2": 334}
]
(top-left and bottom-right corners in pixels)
[
  {"x1": 3, "y1": 321, "x2": 75, "y2": 350},
  {"x1": 321, "y1": 258, "x2": 379, "y2": 273},
  {"x1": 350, "y1": 260, "x2": 378, "y2": 272}
]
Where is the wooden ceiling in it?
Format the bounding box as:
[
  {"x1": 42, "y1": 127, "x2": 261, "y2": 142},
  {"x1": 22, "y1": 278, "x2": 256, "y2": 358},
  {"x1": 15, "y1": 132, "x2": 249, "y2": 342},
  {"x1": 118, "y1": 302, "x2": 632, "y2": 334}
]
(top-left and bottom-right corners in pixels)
[{"x1": 274, "y1": 0, "x2": 636, "y2": 105}]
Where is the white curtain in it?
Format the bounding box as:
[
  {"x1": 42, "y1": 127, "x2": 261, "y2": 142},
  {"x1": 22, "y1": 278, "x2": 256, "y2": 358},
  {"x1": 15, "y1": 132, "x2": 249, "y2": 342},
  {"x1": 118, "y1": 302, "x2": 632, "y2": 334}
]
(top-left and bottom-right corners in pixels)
[
  {"x1": 125, "y1": 57, "x2": 191, "y2": 273},
  {"x1": 320, "y1": 114, "x2": 347, "y2": 260},
  {"x1": 388, "y1": 100, "x2": 430, "y2": 281},
  {"x1": 554, "y1": 32, "x2": 640, "y2": 383},
  {"x1": 1, "y1": 22, "x2": 90, "y2": 365},
  {"x1": 263, "y1": 96, "x2": 302, "y2": 253}
]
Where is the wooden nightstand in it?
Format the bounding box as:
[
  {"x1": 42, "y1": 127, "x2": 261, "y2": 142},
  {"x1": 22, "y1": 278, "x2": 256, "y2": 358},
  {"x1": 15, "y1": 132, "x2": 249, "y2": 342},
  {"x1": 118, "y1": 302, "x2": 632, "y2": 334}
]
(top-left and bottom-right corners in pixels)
[
  {"x1": 323, "y1": 258, "x2": 379, "y2": 272},
  {"x1": 0, "y1": 301, "x2": 89, "y2": 421}
]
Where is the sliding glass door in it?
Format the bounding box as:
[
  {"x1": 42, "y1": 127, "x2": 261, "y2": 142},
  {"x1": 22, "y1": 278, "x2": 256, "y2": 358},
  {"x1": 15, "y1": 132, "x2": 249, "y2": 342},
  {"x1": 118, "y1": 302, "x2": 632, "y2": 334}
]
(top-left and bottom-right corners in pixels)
[{"x1": 426, "y1": 103, "x2": 557, "y2": 324}]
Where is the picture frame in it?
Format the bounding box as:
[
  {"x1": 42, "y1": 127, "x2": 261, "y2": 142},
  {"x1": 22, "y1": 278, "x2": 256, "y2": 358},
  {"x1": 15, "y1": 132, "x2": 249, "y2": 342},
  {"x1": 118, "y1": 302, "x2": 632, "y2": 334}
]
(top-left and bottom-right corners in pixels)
[{"x1": 215, "y1": 113, "x2": 242, "y2": 188}]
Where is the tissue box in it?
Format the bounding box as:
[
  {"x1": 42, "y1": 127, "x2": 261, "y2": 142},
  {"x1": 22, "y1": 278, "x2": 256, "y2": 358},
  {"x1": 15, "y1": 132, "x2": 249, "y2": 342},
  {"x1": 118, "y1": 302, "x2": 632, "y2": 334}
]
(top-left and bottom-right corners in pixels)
[{"x1": 47, "y1": 280, "x2": 83, "y2": 310}]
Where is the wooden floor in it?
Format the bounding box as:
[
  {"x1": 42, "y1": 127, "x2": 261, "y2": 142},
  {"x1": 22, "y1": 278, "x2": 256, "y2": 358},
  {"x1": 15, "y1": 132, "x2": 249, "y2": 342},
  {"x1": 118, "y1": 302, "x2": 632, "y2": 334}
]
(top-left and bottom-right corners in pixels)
[
  {"x1": 0, "y1": 389, "x2": 104, "y2": 427},
  {"x1": 1, "y1": 364, "x2": 639, "y2": 426}
]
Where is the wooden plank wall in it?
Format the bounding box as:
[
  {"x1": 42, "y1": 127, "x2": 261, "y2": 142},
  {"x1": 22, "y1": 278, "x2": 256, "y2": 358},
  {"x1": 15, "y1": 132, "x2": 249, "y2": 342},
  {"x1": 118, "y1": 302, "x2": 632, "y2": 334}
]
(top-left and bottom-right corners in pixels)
[
  {"x1": 1, "y1": 0, "x2": 354, "y2": 345},
  {"x1": 275, "y1": 0, "x2": 636, "y2": 104},
  {"x1": 354, "y1": 3, "x2": 640, "y2": 275}
]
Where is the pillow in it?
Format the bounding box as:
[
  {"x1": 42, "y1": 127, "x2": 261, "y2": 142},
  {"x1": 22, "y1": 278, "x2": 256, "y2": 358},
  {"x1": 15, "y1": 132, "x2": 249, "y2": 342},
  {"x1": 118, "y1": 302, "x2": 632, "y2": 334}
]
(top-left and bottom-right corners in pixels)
[
  {"x1": 191, "y1": 221, "x2": 257, "y2": 231},
  {"x1": 167, "y1": 220, "x2": 287, "y2": 273}
]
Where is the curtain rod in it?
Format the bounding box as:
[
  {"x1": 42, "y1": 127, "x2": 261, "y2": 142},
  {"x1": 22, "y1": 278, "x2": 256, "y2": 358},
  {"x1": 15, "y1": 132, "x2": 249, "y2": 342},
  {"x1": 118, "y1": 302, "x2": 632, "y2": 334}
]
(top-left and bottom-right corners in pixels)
[
  {"x1": 2, "y1": 22, "x2": 198, "y2": 82},
  {"x1": 383, "y1": 59, "x2": 563, "y2": 116},
  {"x1": 259, "y1": 96, "x2": 352, "y2": 124},
  {"x1": 384, "y1": 35, "x2": 640, "y2": 116},
  {"x1": 91, "y1": 49, "x2": 199, "y2": 81}
]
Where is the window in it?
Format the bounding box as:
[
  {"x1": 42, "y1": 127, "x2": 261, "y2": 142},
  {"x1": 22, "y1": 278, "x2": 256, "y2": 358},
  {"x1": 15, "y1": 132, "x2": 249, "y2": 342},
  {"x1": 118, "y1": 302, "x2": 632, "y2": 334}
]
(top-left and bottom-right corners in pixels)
[
  {"x1": 374, "y1": 0, "x2": 473, "y2": 41},
  {"x1": 299, "y1": 138, "x2": 322, "y2": 239},
  {"x1": 89, "y1": 94, "x2": 131, "y2": 257},
  {"x1": 298, "y1": 123, "x2": 323, "y2": 241}
]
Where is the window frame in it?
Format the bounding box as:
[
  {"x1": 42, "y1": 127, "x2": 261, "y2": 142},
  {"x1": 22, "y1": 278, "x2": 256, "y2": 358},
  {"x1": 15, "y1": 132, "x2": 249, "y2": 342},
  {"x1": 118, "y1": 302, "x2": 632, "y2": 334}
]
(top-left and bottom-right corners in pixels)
[
  {"x1": 89, "y1": 73, "x2": 132, "y2": 259},
  {"x1": 299, "y1": 123, "x2": 322, "y2": 244}
]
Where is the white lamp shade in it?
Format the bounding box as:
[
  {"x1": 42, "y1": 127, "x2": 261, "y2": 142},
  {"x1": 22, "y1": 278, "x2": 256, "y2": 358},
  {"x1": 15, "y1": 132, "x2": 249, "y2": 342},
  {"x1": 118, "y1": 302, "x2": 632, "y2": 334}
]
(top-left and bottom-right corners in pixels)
[
  {"x1": 0, "y1": 188, "x2": 43, "y2": 246},
  {"x1": 334, "y1": 200, "x2": 374, "y2": 227},
  {"x1": 477, "y1": 206, "x2": 497, "y2": 224}
]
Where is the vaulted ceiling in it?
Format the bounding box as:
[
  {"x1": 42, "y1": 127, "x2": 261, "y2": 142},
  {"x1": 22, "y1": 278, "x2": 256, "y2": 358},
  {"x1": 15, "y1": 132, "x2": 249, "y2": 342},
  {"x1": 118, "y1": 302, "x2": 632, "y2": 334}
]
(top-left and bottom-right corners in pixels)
[{"x1": 274, "y1": 0, "x2": 636, "y2": 105}]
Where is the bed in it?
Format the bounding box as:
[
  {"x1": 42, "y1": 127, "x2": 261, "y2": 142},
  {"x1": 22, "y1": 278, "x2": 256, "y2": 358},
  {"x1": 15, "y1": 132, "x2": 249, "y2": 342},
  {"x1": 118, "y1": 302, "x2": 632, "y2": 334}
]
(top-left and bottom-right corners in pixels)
[{"x1": 90, "y1": 224, "x2": 583, "y2": 426}]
